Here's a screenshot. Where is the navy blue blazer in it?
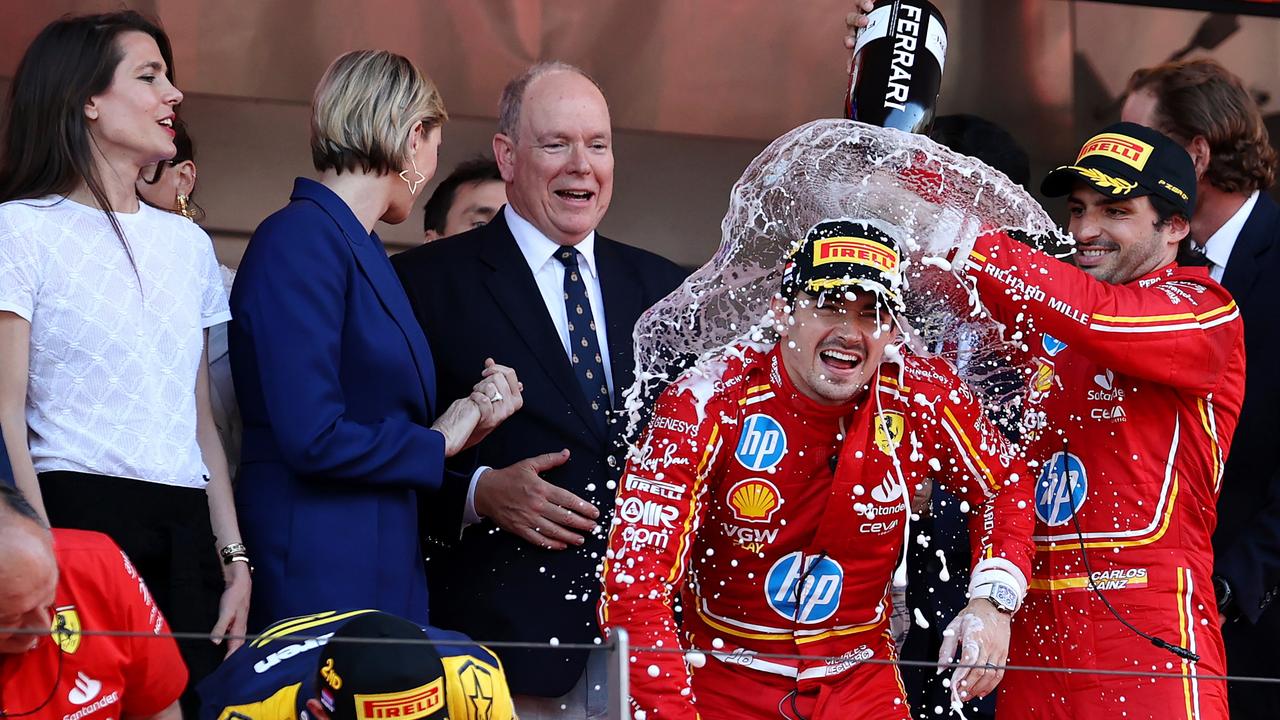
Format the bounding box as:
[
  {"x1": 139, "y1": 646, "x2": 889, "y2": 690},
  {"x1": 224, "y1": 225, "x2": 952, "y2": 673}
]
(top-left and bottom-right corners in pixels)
[
  {"x1": 393, "y1": 211, "x2": 686, "y2": 696},
  {"x1": 230, "y1": 178, "x2": 445, "y2": 630},
  {"x1": 0, "y1": 425, "x2": 12, "y2": 486},
  {"x1": 1214, "y1": 192, "x2": 1280, "y2": 623}
]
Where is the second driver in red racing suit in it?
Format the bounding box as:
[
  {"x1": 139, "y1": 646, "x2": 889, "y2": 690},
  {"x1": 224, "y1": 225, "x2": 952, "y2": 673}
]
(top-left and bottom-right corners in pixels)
[
  {"x1": 599, "y1": 219, "x2": 1036, "y2": 719},
  {"x1": 967, "y1": 123, "x2": 1245, "y2": 720}
]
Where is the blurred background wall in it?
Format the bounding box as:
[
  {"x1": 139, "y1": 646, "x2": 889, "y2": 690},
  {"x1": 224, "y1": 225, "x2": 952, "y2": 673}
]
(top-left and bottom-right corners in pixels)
[{"x1": 0, "y1": 0, "x2": 1277, "y2": 269}]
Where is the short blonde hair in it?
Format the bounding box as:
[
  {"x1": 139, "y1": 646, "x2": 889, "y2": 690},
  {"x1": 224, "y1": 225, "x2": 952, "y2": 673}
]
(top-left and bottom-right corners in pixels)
[{"x1": 310, "y1": 50, "x2": 447, "y2": 175}]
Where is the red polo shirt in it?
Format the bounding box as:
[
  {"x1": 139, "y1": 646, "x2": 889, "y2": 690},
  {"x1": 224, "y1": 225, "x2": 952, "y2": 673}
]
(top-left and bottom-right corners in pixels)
[{"x1": 0, "y1": 529, "x2": 187, "y2": 718}]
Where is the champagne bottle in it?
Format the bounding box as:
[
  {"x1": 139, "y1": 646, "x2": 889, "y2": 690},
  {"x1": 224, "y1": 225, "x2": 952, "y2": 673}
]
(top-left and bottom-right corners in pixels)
[{"x1": 845, "y1": 0, "x2": 948, "y2": 134}]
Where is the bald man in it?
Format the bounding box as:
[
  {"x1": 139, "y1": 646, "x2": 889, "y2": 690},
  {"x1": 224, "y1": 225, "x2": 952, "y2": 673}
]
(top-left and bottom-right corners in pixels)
[{"x1": 0, "y1": 485, "x2": 187, "y2": 718}]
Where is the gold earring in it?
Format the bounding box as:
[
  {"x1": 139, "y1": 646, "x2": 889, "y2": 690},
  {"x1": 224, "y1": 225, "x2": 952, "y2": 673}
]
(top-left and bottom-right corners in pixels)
[{"x1": 176, "y1": 193, "x2": 193, "y2": 220}]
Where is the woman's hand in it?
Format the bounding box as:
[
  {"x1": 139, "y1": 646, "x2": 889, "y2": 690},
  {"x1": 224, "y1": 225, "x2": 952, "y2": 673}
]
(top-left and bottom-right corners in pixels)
[
  {"x1": 211, "y1": 560, "x2": 251, "y2": 657},
  {"x1": 431, "y1": 396, "x2": 482, "y2": 457}
]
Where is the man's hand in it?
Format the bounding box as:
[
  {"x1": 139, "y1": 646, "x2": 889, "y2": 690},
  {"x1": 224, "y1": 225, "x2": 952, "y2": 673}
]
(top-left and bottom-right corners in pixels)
[
  {"x1": 473, "y1": 450, "x2": 600, "y2": 550},
  {"x1": 910, "y1": 479, "x2": 933, "y2": 516},
  {"x1": 466, "y1": 359, "x2": 523, "y2": 449},
  {"x1": 938, "y1": 599, "x2": 1011, "y2": 704},
  {"x1": 844, "y1": 1, "x2": 876, "y2": 49}
]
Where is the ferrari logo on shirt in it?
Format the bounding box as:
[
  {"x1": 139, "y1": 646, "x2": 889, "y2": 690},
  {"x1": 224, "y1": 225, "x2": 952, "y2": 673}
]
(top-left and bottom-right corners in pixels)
[
  {"x1": 52, "y1": 605, "x2": 82, "y2": 654},
  {"x1": 875, "y1": 412, "x2": 904, "y2": 455}
]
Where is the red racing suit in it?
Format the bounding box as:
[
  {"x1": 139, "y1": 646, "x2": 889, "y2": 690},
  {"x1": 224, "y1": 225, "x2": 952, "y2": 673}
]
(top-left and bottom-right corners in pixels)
[
  {"x1": 964, "y1": 234, "x2": 1245, "y2": 720},
  {"x1": 598, "y1": 343, "x2": 1034, "y2": 719}
]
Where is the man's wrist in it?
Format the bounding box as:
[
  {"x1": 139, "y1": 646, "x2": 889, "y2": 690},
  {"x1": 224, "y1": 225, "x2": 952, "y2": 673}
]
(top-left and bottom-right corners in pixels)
[{"x1": 972, "y1": 581, "x2": 1019, "y2": 614}]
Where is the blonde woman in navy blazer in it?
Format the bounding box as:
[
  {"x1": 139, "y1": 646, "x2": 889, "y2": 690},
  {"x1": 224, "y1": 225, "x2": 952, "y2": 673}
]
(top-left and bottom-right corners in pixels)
[{"x1": 229, "y1": 50, "x2": 522, "y2": 629}]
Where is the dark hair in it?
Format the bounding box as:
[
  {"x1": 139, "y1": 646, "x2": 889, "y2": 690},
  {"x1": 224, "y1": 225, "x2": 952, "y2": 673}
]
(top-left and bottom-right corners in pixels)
[
  {"x1": 1146, "y1": 193, "x2": 1200, "y2": 265},
  {"x1": 0, "y1": 485, "x2": 49, "y2": 529},
  {"x1": 422, "y1": 156, "x2": 503, "y2": 234},
  {"x1": 0, "y1": 11, "x2": 175, "y2": 268},
  {"x1": 1127, "y1": 59, "x2": 1277, "y2": 194},
  {"x1": 930, "y1": 114, "x2": 1031, "y2": 188}
]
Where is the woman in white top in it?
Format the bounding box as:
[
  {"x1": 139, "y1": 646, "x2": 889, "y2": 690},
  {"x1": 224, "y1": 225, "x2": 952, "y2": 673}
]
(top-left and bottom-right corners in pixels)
[{"x1": 0, "y1": 11, "x2": 250, "y2": 711}]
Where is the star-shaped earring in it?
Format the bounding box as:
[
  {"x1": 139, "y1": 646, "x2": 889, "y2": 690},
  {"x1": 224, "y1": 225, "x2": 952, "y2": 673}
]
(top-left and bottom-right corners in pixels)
[{"x1": 400, "y1": 161, "x2": 426, "y2": 194}]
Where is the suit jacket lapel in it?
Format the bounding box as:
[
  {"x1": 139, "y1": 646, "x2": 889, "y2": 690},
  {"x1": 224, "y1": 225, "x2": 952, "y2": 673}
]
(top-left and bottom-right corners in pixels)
[
  {"x1": 1222, "y1": 193, "x2": 1280, "y2": 304},
  {"x1": 481, "y1": 216, "x2": 606, "y2": 442},
  {"x1": 292, "y1": 178, "x2": 437, "y2": 415},
  {"x1": 595, "y1": 237, "x2": 645, "y2": 410}
]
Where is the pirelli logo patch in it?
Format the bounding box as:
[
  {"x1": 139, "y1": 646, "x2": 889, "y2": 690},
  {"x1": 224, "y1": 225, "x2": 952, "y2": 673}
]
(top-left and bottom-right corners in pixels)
[
  {"x1": 813, "y1": 236, "x2": 899, "y2": 274},
  {"x1": 1077, "y1": 133, "x2": 1154, "y2": 171},
  {"x1": 355, "y1": 678, "x2": 444, "y2": 720}
]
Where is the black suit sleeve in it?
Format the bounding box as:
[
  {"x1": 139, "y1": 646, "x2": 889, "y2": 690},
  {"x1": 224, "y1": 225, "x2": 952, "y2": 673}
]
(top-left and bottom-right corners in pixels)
[
  {"x1": 1217, "y1": 465, "x2": 1280, "y2": 623},
  {"x1": 393, "y1": 250, "x2": 474, "y2": 543}
]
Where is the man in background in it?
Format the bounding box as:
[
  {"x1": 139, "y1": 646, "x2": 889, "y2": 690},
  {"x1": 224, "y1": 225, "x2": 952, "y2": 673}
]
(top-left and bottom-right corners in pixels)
[
  {"x1": 394, "y1": 62, "x2": 686, "y2": 719},
  {"x1": 1123, "y1": 58, "x2": 1280, "y2": 719},
  {"x1": 422, "y1": 156, "x2": 507, "y2": 242}
]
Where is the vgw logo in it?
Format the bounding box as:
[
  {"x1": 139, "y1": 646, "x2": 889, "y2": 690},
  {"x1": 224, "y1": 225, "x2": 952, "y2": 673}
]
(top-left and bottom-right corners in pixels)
[
  {"x1": 1035, "y1": 451, "x2": 1088, "y2": 526},
  {"x1": 735, "y1": 414, "x2": 787, "y2": 471},
  {"x1": 765, "y1": 552, "x2": 843, "y2": 624}
]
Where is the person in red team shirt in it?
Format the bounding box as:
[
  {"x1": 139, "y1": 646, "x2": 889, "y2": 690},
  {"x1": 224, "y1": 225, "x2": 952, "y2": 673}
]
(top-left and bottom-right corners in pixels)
[
  {"x1": 0, "y1": 485, "x2": 186, "y2": 719},
  {"x1": 964, "y1": 122, "x2": 1245, "y2": 720},
  {"x1": 599, "y1": 219, "x2": 1036, "y2": 719}
]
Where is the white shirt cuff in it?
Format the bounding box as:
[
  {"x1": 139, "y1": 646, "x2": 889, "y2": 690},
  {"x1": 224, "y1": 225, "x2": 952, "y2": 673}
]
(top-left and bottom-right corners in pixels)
[{"x1": 464, "y1": 466, "x2": 490, "y2": 526}]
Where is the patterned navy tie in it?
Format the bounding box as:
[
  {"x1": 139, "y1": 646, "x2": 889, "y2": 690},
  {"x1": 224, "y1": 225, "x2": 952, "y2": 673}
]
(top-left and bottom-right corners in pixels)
[{"x1": 555, "y1": 246, "x2": 610, "y2": 430}]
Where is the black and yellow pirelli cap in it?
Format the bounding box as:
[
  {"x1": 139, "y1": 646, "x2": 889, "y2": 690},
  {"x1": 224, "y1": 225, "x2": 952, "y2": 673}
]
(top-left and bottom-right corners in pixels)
[
  {"x1": 781, "y1": 219, "x2": 904, "y2": 310},
  {"x1": 1042, "y1": 121, "x2": 1195, "y2": 216}
]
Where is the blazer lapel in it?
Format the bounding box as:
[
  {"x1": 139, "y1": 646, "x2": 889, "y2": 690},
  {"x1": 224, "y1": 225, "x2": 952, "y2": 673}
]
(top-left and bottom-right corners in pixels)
[
  {"x1": 595, "y1": 237, "x2": 646, "y2": 410},
  {"x1": 1222, "y1": 193, "x2": 1279, "y2": 305},
  {"x1": 291, "y1": 179, "x2": 437, "y2": 415},
  {"x1": 481, "y1": 216, "x2": 606, "y2": 442}
]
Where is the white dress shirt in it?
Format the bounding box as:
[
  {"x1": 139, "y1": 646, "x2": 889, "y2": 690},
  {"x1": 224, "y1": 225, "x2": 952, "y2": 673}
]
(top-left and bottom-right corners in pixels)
[
  {"x1": 1202, "y1": 190, "x2": 1259, "y2": 283},
  {"x1": 465, "y1": 205, "x2": 614, "y2": 523}
]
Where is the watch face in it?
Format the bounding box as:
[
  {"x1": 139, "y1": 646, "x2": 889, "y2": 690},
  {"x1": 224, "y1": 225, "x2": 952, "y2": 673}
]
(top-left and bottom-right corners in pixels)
[{"x1": 992, "y1": 584, "x2": 1019, "y2": 612}]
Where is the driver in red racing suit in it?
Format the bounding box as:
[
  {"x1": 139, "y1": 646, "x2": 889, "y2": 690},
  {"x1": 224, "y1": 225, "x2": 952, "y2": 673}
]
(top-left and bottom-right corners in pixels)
[
  {"x1": 965, "y1": 123, "x2": 1245, "y2": 720},
  {"x1": 599, "y1": 219, "x2": 1036, "y2": 719}
]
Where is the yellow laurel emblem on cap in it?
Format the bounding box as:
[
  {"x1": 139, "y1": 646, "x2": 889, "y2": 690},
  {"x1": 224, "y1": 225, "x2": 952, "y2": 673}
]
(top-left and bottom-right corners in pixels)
[{"x1": 1076, "y1": 166, "x2": 1138, "y2": 196}]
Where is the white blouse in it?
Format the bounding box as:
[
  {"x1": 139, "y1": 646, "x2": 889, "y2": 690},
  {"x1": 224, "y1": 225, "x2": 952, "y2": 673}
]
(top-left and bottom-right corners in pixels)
[{"x1": 0, "y1": 197, "x2": 230, "y2": 487}]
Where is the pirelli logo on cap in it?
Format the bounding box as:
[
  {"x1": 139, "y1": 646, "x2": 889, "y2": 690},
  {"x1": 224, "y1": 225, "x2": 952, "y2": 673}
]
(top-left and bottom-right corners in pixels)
[
  {"x1": 813, "y1": 236, "x2": 899, "y2": 274},
  {"x1": 355, "y1": 678, "x2": 444, "y2": 720},
  {"x1": 1077, "y1": 133, "x2": 1154, "y2": 171}
]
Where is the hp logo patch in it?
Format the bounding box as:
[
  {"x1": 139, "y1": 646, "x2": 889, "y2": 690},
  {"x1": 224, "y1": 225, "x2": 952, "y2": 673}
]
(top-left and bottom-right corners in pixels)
[
  {"x1": 736, "y1": 414, "x2": 787, "y2": 471},
  {"x1": 1042, "y1": 334, "x2": 1068, "y2": 357},
  {"x1": 765, "y1": 552, "x2": 843, "y2": 624},
  {"x1": 1035, "y1": 451, "x2": 1088, "y2": 526}
]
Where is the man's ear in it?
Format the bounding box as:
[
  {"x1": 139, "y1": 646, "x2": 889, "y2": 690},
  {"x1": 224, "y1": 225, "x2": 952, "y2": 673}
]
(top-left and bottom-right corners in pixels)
[
  {"x1": 493, "y1": 133, "x2": 517, "y2": 183},
  {"x1": 424, "y1": 229, "x2": 441, "y2": 242},
  {"x1": 174, "y1": 160, "x2": 197, "y2": 197},
  {"x1": 1187, "y1": 136, "x2": 1211, "y2": 181},
  {"x1": 1164, "y1": 212, "x2": 1191, "y2": 248}
]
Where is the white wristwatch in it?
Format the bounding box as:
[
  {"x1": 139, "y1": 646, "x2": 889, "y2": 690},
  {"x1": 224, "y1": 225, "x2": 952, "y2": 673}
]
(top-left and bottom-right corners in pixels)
[{"x1": 974, "y1": 581, "x2": 1019, "y2": 615}]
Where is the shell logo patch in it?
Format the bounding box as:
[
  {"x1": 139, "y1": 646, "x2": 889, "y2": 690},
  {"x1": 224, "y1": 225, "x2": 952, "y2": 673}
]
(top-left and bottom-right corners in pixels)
[{"x1": 727, "y1": 478, "x2": 783, "y2": 523}]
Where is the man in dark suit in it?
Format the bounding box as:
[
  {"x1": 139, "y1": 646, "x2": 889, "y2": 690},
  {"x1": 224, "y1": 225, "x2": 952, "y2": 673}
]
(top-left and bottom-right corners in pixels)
[
  {"x1": 1124, "y1": 59, "x2": 1280, "y2": 718},
  {"x1": 394, "y1": 62, "x2": 685, "y2": 719}
]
